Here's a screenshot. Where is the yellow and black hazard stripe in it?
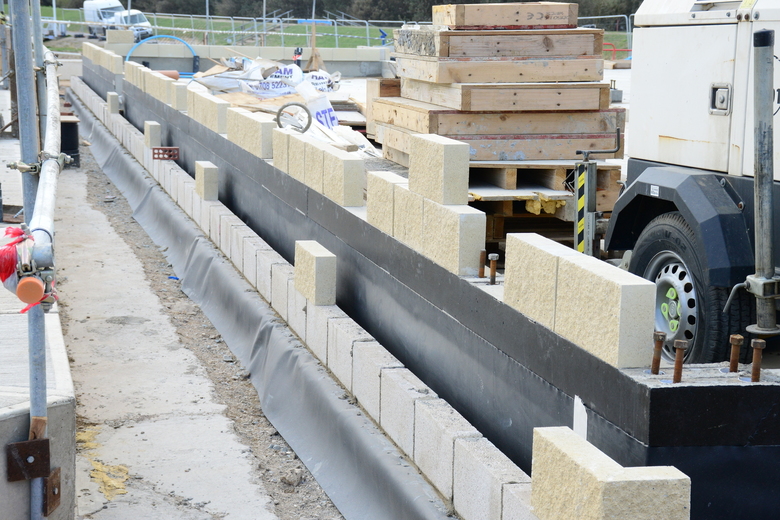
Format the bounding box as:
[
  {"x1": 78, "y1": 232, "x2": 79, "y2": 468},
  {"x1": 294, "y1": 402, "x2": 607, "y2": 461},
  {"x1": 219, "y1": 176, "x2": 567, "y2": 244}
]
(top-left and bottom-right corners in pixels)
[{"x1": 575, "y1": 162, "x2": 586, "y2": 253}]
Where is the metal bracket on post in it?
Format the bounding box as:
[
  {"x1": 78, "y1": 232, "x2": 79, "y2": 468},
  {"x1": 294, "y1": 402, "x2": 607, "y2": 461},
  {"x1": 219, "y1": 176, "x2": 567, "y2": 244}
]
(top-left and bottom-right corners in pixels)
[
  {"x1": 7, "y1": 160, "x2": 40, "y2": 174},
  {"x1": 574, "y1": 128, "x2": 622, "y2": 256},
  {"x1": 5, "y1": 438, "x2": 50, "y2": 481},
  {"x1": 43, "y1": 467, "x2": 61, "y2": 515}
]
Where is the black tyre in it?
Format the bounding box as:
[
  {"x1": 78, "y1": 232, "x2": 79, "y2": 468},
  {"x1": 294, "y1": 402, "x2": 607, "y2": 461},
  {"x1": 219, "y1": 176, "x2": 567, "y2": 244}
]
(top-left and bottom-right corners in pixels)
[{"x1": 629, "y1": 212, "x2": 754, "y2": 363}]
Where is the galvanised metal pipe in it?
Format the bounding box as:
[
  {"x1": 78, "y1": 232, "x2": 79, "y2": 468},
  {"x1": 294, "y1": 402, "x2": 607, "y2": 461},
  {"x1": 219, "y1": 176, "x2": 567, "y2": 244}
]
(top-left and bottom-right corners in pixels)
[
  {"x1": 753, "y1": 29, "x2": 776, "y2": 331},
  {"x1": 27, "y1": 304, "x2": 46, "y2": 520},
  {"x1": 30, "y1": 0, "x2": 47, "y2": 141}
]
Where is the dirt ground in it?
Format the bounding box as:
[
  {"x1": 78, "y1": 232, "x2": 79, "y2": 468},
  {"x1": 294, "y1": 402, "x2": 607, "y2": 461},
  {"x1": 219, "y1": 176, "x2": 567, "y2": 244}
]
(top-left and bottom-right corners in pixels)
[{"x1": 58, "y1": 142, "x2": 344, "y2": 520}]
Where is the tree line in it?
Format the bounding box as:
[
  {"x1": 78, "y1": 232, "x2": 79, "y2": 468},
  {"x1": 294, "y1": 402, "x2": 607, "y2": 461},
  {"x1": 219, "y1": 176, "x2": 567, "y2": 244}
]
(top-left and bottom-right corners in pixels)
[{"x1": 51, "y1": 0, "x2": 642, "y2": 23}]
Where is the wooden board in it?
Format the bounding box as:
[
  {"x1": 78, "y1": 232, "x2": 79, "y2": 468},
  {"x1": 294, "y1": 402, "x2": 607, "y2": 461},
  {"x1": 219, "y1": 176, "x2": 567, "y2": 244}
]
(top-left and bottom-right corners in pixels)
[
  {"x1": 366, "y1": 77, "x2": 401, "y2": 137},
  {"x1": 393, "y1": 53, "x2": 603, "y2": 84},
  {"x1": 397, "y1": 80, "x2": 611, "y2": 112},
  {"x1": 393, "y1": 28, "x2": 602, "y2": 58},
  {"x1": 372, "y1": 97, "x2": 624, "y2": 135},
  {"x1": 432, "y1": 2, "x2": 578, "y2": 29},
  {"x1": 375, "y1": 122, "x2": 624, "y2": 161}
]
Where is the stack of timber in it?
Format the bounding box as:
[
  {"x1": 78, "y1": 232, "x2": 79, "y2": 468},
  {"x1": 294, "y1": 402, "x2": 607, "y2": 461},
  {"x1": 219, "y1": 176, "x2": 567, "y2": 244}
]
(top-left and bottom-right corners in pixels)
[{"x1": 371, "y1": 2, "x2": 625, "y2": 237}]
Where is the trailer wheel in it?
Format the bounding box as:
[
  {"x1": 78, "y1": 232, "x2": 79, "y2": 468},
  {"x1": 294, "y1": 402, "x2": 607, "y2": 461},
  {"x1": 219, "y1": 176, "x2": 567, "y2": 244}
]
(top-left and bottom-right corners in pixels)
[{"x1": 630, "y1": 212, "x2": 754, "y2": 363}]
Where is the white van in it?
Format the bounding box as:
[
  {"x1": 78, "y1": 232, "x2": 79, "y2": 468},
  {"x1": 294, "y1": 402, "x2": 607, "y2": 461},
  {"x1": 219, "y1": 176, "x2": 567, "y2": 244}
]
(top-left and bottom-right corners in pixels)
[{"x1": 83, "y1": 0, "x2": 153, "y2": 42}]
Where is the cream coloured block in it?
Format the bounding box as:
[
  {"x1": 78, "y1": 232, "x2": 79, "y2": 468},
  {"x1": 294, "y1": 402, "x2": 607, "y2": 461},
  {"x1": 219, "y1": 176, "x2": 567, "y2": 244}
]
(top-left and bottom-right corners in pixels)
[
  {"x1": 554, "y1": 255, "x2": 655, "y2": 368},
  {"x1": 327, "y1": 319, "x2": 372, "y2": 392},
  {"x1": 380, "y1": 368, "x2": 437, "y2": 457},
  {"x1": 106, "y1": 29, "x2": 134, "y2": 44},
  {"x1": 422, "y1": 200, "x2": 485, "y2": 276},
  {"x1": 294, "y1": 241, "x2": 337, "y2": 306},
  {"x1": 323, "y1": 148, "x2": 365, "y2": 207},
  {"x1": 171, "y1": 81, "x2": 188, "y2": 111},
  {"x1": 188, "y1": 89, "x2": 229, "y2": 134},
  {"x1": 271, "y1": 263, "x2": 294, "y2": 320},
  {"x1": 287, "y1": 133, "x2": 311, "y2": 183},
  {"x1": 242, "y1": 236, "x2": 271, "y2": 288},
  {"x1": 304, "y1": 139, "x2": 330, "y2": 192},
  {"x1": 504, "y1": 233, "x2": 583, "y2": 329},
  {"x1": 226, "y1": 108, "x2": 275, "y2": 159},
  {"x1": 272, "y1": 127, "x2": 293, "y2": 173},
  {"x1": 393, "y1": 184, "x2": 424, "y2": 251},
  {"x1": 305, "y1": 305, "x2": 347, "y2": 364},
  {"x1": 195, "y1": 161, "x2": 219, "y2": 201},
  {"x1": 414, "y1": 399, "x2": 481, "y2": 501},
  {"x1": 107, "y1": 91, "x2": 120, "y2": 114},
  {"x1": 256, "y1": 249, "x2": 287, "y2": 301},
  {"x1": 287, "y1": 280, "x2": 307, "y2": 341},
  {"x1": 147, "y1": 71, "x2": 173, "y2": 102},
  {"x1": 352, "y1": 342, "x2": 403, "y2": 420},
  {"x1": 144, "y1": 121, "x2": 161, "y2": 148},
  {"x1": 408, "y1": 134, "x2": 469, "y2": 205},
  {"x1": 367, "y1": 171, "x2": 406, "y2": 236},
  {"x1": 531, "y1": 427, "x2": 690, "y2": 520},
  {"x1": 454, "y1": 437, "x2": 531, "y2": 520},
  {"x1": 109, "y1": 53, "x2": 124, "y2": 75}
]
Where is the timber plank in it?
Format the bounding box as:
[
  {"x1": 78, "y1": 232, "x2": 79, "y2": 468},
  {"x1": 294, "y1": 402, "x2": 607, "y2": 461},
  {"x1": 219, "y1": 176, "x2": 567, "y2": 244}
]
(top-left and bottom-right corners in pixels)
[
  {"x1": 393, "y1": 53, "x2": 603, "y2": 83},
  {"x1": 375, "y1": 122, "x2": 623, "y2": 161},
  {"x1": 393, "y1": 28, "x2": 602, "y2": 58},
  {"x1": 366, "y1": 77, "x2": 401, "y2": 137},
  {"x1": 432, "y1": 3, "x2": 578, "y2": 29},
  {"x1": 398, "y1": 79, "x2": 611, "y2": 112},
  {"x1": 372, "y1": 97, "x2": 624, "y2": 135}
]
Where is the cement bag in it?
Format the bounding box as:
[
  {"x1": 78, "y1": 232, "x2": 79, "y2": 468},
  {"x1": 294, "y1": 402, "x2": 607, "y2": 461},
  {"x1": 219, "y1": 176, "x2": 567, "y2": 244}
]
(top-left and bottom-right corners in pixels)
[{"x1": 240, "y1": 64, "x2": 305, "y2": 98}]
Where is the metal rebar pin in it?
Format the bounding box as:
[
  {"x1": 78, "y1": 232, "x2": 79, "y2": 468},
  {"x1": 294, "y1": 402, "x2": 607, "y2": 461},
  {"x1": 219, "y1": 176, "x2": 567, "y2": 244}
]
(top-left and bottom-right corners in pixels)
[
  {"x1": 673, "y1": 339, "x2": 688, "y2": 383},
  {"x1": 729, "y1": 334, "x2": 744, "y2": 373},
  {"x1": 488, "y1": 253, "x2": 498, "y2": 285},
  {"x1": 751, "y1": 339, "x2": 766, "y2": 382},
  {"x1": 478, "y1": 250, "x2": 487, "y2": 278},
  {"x1": 651, "y1": 331, "x2": 665, "y2": 375}
]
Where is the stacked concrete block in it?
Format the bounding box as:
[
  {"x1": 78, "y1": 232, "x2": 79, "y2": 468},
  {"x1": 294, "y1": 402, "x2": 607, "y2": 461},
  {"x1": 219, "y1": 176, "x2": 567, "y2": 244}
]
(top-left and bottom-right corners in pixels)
[
  {"x1": 502, "y1": 483, "x2": 538, "y2": 520},
  {"x1": 454, "y1": 437, "x2": 531, "y2": 520},
  {"x1": 187, "y1": 89, "x2": 229, "y2": 134},
  {"x1": 256, "y1": 249, "x2": 288, "y2": 302},
  {"x1": 107, "y1": 92, "x2": 120, "y2": 114},
  {"x1": 287, "y1": 278, "x2": 308, "y2": 341},
  {"x1": 531, "y1": 427, "x2": 690, "y2": 520},
  {"x1": 186, "y1": 185, "x2": 200, "y2": 222},
  {"x1": 367, "y1": 171, "x2": 407, "y2": 235},
  {"x1": 415, "y1": 399, "x2": 482, "y2": 501},
  {"x1": 503, "y1": 233, "x2": 583, "y2": 329},
  {"x1": 271, "y1": 263, "x2": 295, "y2": 321},
  {"x1": 226, "y1": 108, "x2": 275, "y2": 159},
  {"x1": 208, "y1": 204, "x2": 233, "y2": 246},
  {"x1": 229, "y1": 225, "x2": 257, "y2": 273},
  {"x1": 287, "y1": 133, "x2": 311, "y2": 183},
  {"x1": 305, "y1": 305, "x2": 347, "y2": 364},
  {"x1": 328, "y1": 319, "x2": 373, "y2": 392},
  {"x1": 219, "y1": 214, "x2": 245, "y2": 257},
  {"x1": 408, "y1": 134, "x2": 470, "y2": 205},
  {"x1": 553, "y1": 254, "x2": 655, "y2": 368},
  {"x1": 168, "y1": 167, "x2": 189, "y2": 204},
  {"x1": 195, "y1": 161, "x2": 219, "y2": 201},
  {"x1": 145, "y1": 71, "x2": 173, "y2": 102},
  {"x1": 380, "y1": 368, "x2": 437, "y2": 456},
  {"x1": 170, "y1": 81, "x2": 188, "y2": 111},
  {"x1": 106, "y1": 29, "x2": 135, "y2": 44},
  {"x1": 422, "y1": 200, "x2": 486, "y2": 276},
  {"x1": 242, "y1": 236, "x2": 271, "y2": 288},
  {"x1": 124, "y1": 60, "x2": 145, "y2": 90},
  {"x1": 178, "y1": 175, "x2": 195, "y2": 213},
  {"x1": 393, "y1": 184, "x2": 425, "y2": 250},
  {"x1": 304, "y1": 139, "x2": 330, "y2": 192},
  {"x1": 144, "y1": 121, "x2": 161, "y2": 149},
  {"x1": 294, "y1": 241, "x2": 337, "y2": 306},
  {"x1": 352, "y1": 342, "x2": 403, "y2": 420},
  {"x1": 272, "y1": 127, "x2": 294, "y2": 173},
  {"x1": 323, "y1": 147, "x2": 365, "y2": 207}
]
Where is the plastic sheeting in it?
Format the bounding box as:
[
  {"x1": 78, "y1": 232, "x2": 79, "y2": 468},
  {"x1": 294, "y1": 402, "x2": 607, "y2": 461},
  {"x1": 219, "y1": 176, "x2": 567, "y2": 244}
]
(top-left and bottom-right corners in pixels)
[{"x1": 68, "y1": 90, "x2": 452, "y2": 520}]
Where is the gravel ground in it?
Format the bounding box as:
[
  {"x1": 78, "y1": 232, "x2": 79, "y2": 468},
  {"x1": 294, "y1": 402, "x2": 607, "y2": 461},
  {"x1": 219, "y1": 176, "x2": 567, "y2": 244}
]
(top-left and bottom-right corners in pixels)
[{"x1": 59, "y1": 141, "x2": 345, "y2": 520}]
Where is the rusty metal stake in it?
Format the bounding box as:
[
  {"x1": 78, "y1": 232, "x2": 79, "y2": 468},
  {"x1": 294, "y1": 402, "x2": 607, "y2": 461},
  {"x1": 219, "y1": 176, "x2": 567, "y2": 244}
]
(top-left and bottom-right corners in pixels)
[
  {"x1": 478, "y1": 250, "x2": 487, "y2": 278},
  {"x1": 651, "y1": 331, "x2": 665, "y2": 375},
  {"x1": 751, "y1": 338, "x2": 766, "y2": 382},
  {"x1": 673, "y1": 339, "x2": 687, "y2": 383},
  {"x1": 488, "y1": 253, "x2": 498, "y2": 285},
  {"x1": 729, "y1": 334, "x2": 744, "y2": 372}
]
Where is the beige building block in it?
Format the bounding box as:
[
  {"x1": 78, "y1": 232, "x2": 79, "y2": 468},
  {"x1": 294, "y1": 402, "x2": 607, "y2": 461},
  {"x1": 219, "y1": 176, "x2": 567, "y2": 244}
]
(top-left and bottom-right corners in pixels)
[
  {"x1": 195, "y1": 161, "x2": 219, "y2": 201},
  {"x1": 106, "y1": 91, "x2": 120, "y2": 114},
  {"x1": 109, "y1": 53, "x2": 124, "y2": 75},
  {"x1": 287, "y1": 133, "x2": 311, "y2": 183},
  {"x1": 304, "y1": 139, "x2": 329, "y2": 192},
  {"x1": 367, "y1": 171, "x2": 406, "y2": 236},
  {"x1": 422, "y1": 200, "x2": 485, "y2": 276},
  {"x1": 188, "y1": 89, "x2": 229, "y2": 134},
  {"x1": 226, "y1": 108, "x2": 275, "y2": 159},
  {"x1": 503, "y1": 233, "x2": 583, "y2": 329},
  {"x1": 323, "y1": 148, "x2": 365, "y2": 207},
  {"x1": 554, "y1": 255, "x2": 655, "y2": 368},
  {"x1": 408, "y1": 134, "x2": 469, "y2": 205},
  {"x1": 294, "y1": 240, "x2": 337, "y2": 306},
  {"x1": 144, "y1": 121, "x2": 161, "y2": 148},
  {"x1": 272, "y1": 127, "x2": 293, "y2": 173},
  {"x1": 170, "y1": 81, "x2": 188, "y2": 111},
  {"x1": 531, "y1": 427, "x2": 690, "y2": 520},
  {"x1": 106, "y1": 29, "x2": 135, "y2": 44},
  {"x1": 393, "y1": 184, "x2": 424, "y2": 251}
]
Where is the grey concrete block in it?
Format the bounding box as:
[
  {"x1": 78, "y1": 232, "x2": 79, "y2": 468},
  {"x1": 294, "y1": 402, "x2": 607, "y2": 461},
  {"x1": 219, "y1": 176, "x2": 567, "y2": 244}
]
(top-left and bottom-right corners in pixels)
[
  {"x1": 256, "y1": 249, "x2": 287, "y2": 302},
  {"x1": 414, "y1": 399, "x2": 481, "y2": 501},
  {"x1": 242, "y1": 236, "x2": 271, "y2": 288},
  {"x1": 453, "y1": 437, "x2": 530, "y2": 520},
  {"x1": 380, "y1": 368, "x2": 437, "y2": 457},
  {"x1": 219, "y1": 214, "x2": 245, "y2": 256},
  {"x1": 352, "y1": 342, "x2": 403, "y2": 421},
  {"x1": 305, "y1": 305, "x2": 347, "y2": 364},
  {"x1": 502, "y1": 482, "x2": 539, "y2": 520},
  {"x1": 208, "y1": 204, "x2": 233, "y2": 245},
  {"x1": 287, "y1": 280, "x2": 308, "y2": 341},
  {"x1": 229, "y1": 225, "x2": 257, "y2": 273},
  {"x1": 271, "y1": 263, "x2": 294, "y2": 320},
  {"x1": 327, "y1": 318, "x2": 372, "y2": 392}
]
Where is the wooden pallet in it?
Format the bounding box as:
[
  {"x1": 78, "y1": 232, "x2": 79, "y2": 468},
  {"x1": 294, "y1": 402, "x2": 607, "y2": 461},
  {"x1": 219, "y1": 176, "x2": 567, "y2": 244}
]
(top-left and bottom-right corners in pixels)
[
  {"x1": 393, "y1": 27, "x2": 602, "y2": 58},
  {"x1": 432, "y1": 2, "x2": 578, "y2": 30},
  {"x1": 375, "y1": 122, "x2": 623, "y2": 162},
  {"x1": 397, "y1": 79, "x2": 610, "y2": 112},
  {"x1": 393, "y1": 53, "x2": 603, "y2": 84},
  {"x1": 373, "y1": 96, "x2": 623, "y2": 134}
]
